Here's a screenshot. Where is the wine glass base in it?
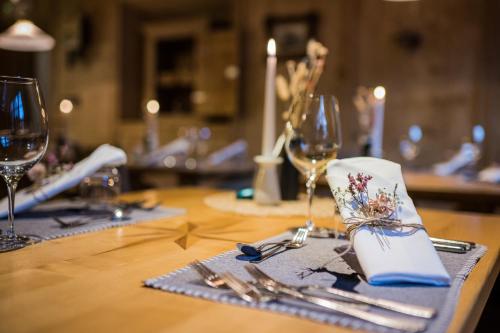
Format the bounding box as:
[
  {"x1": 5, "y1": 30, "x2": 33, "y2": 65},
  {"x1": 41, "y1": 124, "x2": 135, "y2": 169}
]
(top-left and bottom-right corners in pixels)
[{"x1": 0, "y1": 234, "x2": 41, "y2": 253}]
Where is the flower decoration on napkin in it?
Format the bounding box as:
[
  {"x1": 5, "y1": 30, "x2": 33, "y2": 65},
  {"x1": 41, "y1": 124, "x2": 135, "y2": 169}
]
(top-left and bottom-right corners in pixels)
[
  {"x1": 326, "y1": 157, "x2": 451, "y2": 286},
  {"x1": 333, "y1": 172, "x2": 424, "y2": 251}
]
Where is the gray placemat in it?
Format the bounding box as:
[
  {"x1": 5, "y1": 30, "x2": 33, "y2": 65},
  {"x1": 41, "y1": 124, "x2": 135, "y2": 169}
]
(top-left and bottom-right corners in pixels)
[
  {"x1": 145, "y1": 231, "x2": 486, "y2": 333},
  {"x1": 0, "y1": 200, "x2": 186, "y2": 240}
]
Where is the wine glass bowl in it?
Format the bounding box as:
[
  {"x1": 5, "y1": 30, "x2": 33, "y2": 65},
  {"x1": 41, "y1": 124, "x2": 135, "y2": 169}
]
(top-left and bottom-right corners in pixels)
[
  {"x1": 0, "y1": 76, "x2": 49, "y2": 251},
  {"x1": 285, "y1": 94, "x2": 341, "y2": 230}
]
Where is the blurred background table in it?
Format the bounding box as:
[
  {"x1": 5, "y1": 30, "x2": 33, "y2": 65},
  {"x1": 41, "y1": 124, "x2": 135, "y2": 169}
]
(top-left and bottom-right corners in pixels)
[
  {"x1": 403, "y1": 171, "x2": 500, "y2": 213},
  {"x1": 126, "y1": 162, "x2": 254, "y2": 190},
  {"x1": 0, "y1": 188, "x2": 498, "y2": 333}
]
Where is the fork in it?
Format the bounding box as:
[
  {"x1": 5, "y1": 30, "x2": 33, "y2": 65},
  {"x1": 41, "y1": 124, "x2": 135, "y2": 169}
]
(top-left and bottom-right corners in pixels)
[
  {"x1": 220, "y1": 272, "x2": 274, "y2": 303},
  {"x1": 250, "y1": 228, "x2": 308, "y2": 263},
  {"x1": 53, "y1": 217, "x2": 88, "y2": 228},
  {"x1": 190, "y1": 260, "x2": 367, "y2": 310},
  {"x1": 245, "y1": 264, "x2": 427, "y2": 333},
  {"x1": 190, "y1": 260, "x2": 226, "y2": 288}
]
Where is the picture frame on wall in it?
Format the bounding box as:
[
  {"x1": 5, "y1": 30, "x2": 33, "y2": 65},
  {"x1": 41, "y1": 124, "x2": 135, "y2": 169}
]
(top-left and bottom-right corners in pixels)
[{"x1": 265, "y1": 13, "x2": 318, "y2": 60}]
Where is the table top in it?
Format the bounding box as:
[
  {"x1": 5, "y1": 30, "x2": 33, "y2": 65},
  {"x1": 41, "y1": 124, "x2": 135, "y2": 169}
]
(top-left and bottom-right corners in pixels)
[
  {"x1": 0, "y1": 188, "x2": 498, "y2": 333},
  {"x1": 403, "y1": 171, "x2": 500, "y2": 197}
]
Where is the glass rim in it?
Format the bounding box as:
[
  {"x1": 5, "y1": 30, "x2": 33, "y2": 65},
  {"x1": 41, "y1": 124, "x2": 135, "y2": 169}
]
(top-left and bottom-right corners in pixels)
[{"x1": 0, "y1": 75, "x2": 37, "y2": 85}]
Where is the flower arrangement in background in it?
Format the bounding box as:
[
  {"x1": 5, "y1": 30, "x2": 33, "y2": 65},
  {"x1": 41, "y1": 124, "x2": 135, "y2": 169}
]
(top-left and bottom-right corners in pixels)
[
  {"x1": 27, "y1": 139, "x2": 77, "y2": 187},
  {"x1": 275, "y1": 39, "x2": 328, "y2": 126}
]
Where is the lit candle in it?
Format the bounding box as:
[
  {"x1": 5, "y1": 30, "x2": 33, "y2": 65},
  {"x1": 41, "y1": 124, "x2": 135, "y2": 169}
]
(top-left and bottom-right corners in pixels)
[
  {"x1": 59, "y1": 98, "x2": 73, "y2": 138},
  {"x1": 371, "y1": 86, "x2": 385, "y2": 158},
  {"x1": 261, "y1": 38, "x2": 277, "y2": 156},
  {"x1": 145, "y1": 99, "x2": 160, "y2": 152}
]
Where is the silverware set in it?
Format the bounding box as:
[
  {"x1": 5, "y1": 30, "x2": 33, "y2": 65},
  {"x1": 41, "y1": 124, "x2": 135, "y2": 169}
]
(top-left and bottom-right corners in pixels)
[
  {"x1": 306, "y1": 227, "x2": 475, "y2": 254},
  {"x1": 51, "y1": 200, "x2": 161, "y2": 228},
  {"x1": 190, "y1": 260, "x2": 432, "y2": 332},
  {"x1": 242, "y1": 227, "x2": 309, "y2": 263}
]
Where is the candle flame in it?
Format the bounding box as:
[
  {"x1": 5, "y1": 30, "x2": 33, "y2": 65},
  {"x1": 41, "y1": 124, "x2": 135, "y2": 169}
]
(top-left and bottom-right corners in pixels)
[
  {"x1": 267, "y1": 38, "x2": 276, "y2": 56},
  {"x1": 146, "y1": 99, "x2": 160, "y2": 114},
  {"x1": 59, "y1": 99, "x2": 73, "y2": 114},
  {"x1": 373, "y1": 86, "x2": 386, "y2": 100}
]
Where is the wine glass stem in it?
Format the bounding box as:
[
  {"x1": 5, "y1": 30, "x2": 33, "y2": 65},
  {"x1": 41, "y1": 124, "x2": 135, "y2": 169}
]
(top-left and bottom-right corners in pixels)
[
  {"x1": 5, "y1": 180, "x2": 18, "y2": 237},
  {"x1": 305, "y1": 174, "x2": 316, "y2": 231}
]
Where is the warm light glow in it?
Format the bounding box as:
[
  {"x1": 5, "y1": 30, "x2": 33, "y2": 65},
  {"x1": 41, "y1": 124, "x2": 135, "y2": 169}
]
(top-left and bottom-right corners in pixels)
[
  {"x1": 267, "y1": 38, "x2": 276, "y2": 56},
  {"x1": 163, "y1": 156, "x2": 176, "y2": 168},
  {"x1": 146, "y1": 99, "x2": 160, "y2": 114},
  {"x1": 373, "y1": 86, "x2": 386, "y2": 100},
  {"x1": 185, "y1": 158, "x2": 197, "y2": 170},
  {"x1": 0, "y1": 19, "x2": 55, "y2": 52},
  {"x1": 12, "y1": 20, "x2": 36, "y2": 35},
  {"x1": 59, "y1": 99, "x2": 73, "y2": 114}
]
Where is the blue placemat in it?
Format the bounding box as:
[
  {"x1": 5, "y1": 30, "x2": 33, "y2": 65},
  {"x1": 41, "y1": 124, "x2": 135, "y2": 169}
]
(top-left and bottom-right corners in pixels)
[
  {"x1": 0, "y1": 200, "x2": 186, "y2": 241},
  {"x1": 145, "y1": 231, "x2": 486, "y2": 333}
]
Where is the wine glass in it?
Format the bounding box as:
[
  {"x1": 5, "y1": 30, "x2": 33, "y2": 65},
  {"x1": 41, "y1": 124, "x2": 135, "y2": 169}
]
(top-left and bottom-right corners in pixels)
[
  {"x1": 285, "y1": 94, "x2": 341, "y2": 231},
  {"x1": 0, "y1": 76, "x2": 49, "y2": 252}
]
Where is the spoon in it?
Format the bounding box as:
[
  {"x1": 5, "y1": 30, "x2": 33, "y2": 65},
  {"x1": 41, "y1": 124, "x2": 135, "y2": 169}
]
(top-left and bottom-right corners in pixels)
[{"x1": 237, "y1": 239, "x2": 290, "y2": 257}]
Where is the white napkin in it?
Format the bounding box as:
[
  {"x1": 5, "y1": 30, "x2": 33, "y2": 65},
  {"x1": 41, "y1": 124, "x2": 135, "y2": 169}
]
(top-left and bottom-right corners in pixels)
[
  {"x1": 326, "y1": 157, "x2": 451, "y2": 286},
  {"x1": 478, "y1": 165, "x2": 500, "y2": 184},
  {"x1": 139, "y1": 138, "x2": 191, "y2": 167},
  {"x1": 433, "y1": 143, "x2": 479, "y2": 176},
  {"x1": 0, "y1": 144, "x2": 127, "y2": 218}
]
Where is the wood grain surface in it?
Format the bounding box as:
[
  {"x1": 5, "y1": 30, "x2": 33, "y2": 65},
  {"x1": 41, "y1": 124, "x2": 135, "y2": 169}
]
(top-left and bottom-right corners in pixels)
[{"x1": 0, "y1": 188, "x2": 498, "y2": 333}]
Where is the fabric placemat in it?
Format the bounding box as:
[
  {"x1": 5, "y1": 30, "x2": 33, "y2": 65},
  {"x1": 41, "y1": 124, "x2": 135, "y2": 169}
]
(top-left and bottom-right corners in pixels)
[
  {"x1": 0, "y1": 200, "x2": 186, "y2": 241},
  {"x1": 145, "y1": 231, "x2": 486, "y2": 333},
  {"x1": 204, "y1": 192, "x2": 337, "y2": 218}
]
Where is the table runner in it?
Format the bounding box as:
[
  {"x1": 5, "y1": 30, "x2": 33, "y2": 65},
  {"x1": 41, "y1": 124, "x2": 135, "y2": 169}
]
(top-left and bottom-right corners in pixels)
[
  {"x1": 0, "y1": 200, "x2": 186, "y2": 241},
  {"x1": 145, "y1": 231, "x2": 486, "y2": 333}
]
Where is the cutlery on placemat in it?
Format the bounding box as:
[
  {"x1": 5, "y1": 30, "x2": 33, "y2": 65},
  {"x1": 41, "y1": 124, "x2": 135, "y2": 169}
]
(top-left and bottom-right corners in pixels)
[
  {"x1": 53, "y1": 217, "x2": 88, "y2": 228},
  {"x1": 190, "y1": 259, "x2": 434, "y2": 325},
  {"x1": 245, "y1": 265, "x2": 427, "y2": 332},
  {"x1": 52, "y1": 207, "x2": 131, "y2": 228},
  {"x1": 250, "y1": 228, "x2": 308, "y2": 263},
  {"x1": 246, "y1": 264, "x2": 436, "y2": 319},
  {"x1": 305, "y1": 227, "x2": 473, "y2": 253},
  {"x1": 237, "y1": 239, "x2": 291, "y2": 257}
]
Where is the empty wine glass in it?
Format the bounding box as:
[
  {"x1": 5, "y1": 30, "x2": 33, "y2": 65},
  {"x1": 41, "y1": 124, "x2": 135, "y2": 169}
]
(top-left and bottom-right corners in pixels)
[
  {"x1": 285, "y1": 94, "x2": 341, "y2": 231},
  {"x1": 0, "y1": 76, "x2": 49, "y2": 252}
]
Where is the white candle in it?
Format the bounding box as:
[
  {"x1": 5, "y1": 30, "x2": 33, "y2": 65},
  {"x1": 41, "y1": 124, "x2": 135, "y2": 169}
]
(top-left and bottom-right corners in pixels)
[
  {"x1": 261, "y1": 38, "x2": 277, "y2": 156},
  {"x1": 145, "y1": 99, "x2": 160, "y2": 152},
  {"x1": 371, "y1": 86, "x2": 385, "y2": 158}
]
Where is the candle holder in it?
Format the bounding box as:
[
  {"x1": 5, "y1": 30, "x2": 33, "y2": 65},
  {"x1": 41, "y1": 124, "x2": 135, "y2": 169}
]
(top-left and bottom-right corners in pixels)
[{"x1": 253, "y1": 155, "x2": 283, "y2": 205}]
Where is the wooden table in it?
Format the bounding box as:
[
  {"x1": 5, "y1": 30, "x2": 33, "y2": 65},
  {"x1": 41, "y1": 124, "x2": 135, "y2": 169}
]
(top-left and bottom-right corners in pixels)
[
  {"x1": 0, "y1": 188, "x2": 498, "y2": 333},
  {"x1": 403, "y1": 171, "x2": 500, "y2": 212}
]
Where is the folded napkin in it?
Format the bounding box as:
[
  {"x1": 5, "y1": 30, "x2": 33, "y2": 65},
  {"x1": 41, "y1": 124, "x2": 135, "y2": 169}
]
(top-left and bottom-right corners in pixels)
[
  {"x1": 433, "y1": 143, "x2": 479, "y2": 176},
  {"x1": 326, "y1": 157, "x2": 451, "y2": 286},
  {"x1": 139, "y1": 138, "x2": 191, "y2": 167},
  {"x1": 0, "y1": 144, "x2": 127, "y2": 218},
  {"x1": 478, "y1": 165, "x2": 500, "y2": 184}
]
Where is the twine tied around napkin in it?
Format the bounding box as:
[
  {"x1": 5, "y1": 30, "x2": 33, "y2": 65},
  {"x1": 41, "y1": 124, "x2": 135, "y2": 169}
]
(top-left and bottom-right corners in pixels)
[
  {"x1": 323, "y1": 172, "x2": 425, "y2": 267},
  {"x1": 344, "y1": 216, "x2": 425, "y2": 250}
]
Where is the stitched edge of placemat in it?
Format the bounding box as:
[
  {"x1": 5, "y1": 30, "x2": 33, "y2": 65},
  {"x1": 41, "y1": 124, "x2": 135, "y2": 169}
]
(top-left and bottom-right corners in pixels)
[
  {"x1": 144, "y1": 232, "x2": 488, "y2": 333},
  {"x1": 39, "y1": 207, "x2": 186, "y2": 241},
  {"x1": 426, "y1": 245, "x2": 488, "y2": 333}
]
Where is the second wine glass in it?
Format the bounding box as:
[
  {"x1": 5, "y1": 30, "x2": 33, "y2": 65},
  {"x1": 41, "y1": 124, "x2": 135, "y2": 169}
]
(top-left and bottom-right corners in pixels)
[
  {"x1": 0, "y1": 76, "x2": 49, "y2": 252},
  {"x1": 285, "y1": 94, "x2": 341, "y2": 231}
]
